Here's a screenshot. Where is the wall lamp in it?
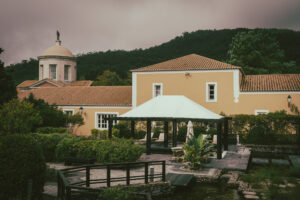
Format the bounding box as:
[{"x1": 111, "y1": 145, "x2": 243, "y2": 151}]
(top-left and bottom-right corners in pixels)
[
  {"x1": 287, "y1": 95, "x2": 292, "y2": 103},
  {"x1": 185, "y1": 72, "x2": 190, "y2": 77},
  {"x1": 79, "y1": 106, "x2": 83, "y2": 113}
]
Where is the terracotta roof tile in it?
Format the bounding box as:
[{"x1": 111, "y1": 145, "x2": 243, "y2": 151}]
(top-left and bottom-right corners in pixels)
[
  {"x1": 241, "y1": 74, "x2": 300, "y2": 92},
  {"x1": 17, "y1": 80, "x2": 38, "y2": 87},
  {"x1": 69, "y1": 81, "x2": 93, "y2": 86},
  {"x1": 18, "y1": 86, "x2": 132, "y2": 106},
  {"x1": 131, "y1": 54, "x2": 240, "y2": 72}
]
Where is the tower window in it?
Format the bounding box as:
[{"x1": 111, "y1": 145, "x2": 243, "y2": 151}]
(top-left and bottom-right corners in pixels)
[
  {"x1": 49, "y1": 64, "x2": 57, "y2": 80},
  {"x1": 40, "y1": 65, "x2": 43, "y2": 79},
  {"x1": 64, "y1": 65, "x2": 70, "y2": 80}
]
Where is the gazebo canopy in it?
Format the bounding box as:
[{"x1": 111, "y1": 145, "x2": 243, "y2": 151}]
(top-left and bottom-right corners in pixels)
[{"x1": 119, "y1": 95, "x2": 223, "y2": 122}]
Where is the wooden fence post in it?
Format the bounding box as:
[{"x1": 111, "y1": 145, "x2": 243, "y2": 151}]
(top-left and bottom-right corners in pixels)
[
  {"x1": 86, "y1": 166, "x2": 90, "y2": 187},
  {"x1": 145, "y1": 162, "x2": 149, "y2": 184},
  {"x1": 126, "y1": 164, "x2": 130, "y2": 185},
  {"x1": 107, "y1": 165, "x2": 111, "y2": 187}
]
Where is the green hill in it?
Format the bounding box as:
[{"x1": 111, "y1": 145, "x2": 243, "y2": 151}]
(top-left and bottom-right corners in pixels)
[{"x1": 5, "y1": 28, "x2": 300, "y2": 85}]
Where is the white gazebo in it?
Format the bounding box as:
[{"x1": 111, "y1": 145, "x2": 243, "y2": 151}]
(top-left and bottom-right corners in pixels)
[{"x1": 107, "y1": 95, "x2": 230, "y2": 159}]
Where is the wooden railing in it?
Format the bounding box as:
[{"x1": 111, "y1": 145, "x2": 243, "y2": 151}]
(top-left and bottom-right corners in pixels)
[{"x1": 57, "y1": 160, "x2": 166, "y2": 200}]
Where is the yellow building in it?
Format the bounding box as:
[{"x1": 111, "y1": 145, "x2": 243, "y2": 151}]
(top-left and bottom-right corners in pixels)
[{"x1": 18, "y1": 38, "x2": 300, "y2": 136}]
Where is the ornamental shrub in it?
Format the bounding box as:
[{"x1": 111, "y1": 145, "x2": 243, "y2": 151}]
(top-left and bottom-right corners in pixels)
[
  {"x1": 55, "y1": 136, "x2": 84, "y2": 161},
  {"x1": 113, "y1": 121, "x2": 131, "y2": 138},
  {"x1": 74, "y1": 140, "x2": 96, "y2": 159},
  {"x1": 135, "y1": 130, "x2": 146, "y2": 139},
  {"x1": 32, "y1": 133, "x2": 71, "y2": 161},
  {"x1": 36, "y1": 126, "x2": 67, "y2": 134},
  {"x1": 94, "y1": 138, "x2": 145, "y2": 163},
  {"x1": 0, "y1": 134, "x2": 46, "y2": 199}
]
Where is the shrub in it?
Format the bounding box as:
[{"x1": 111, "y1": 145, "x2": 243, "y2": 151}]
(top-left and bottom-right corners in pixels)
[
  {"x1": 113, "y1": 121, "x2": 131, "y2": 138},
  {"x1": 183, "y1": 134, "x2": 214, "y2": 169},
  {"x1": 194, "y1": 125, "x2": 207, "y2": 137},
  {"x1": 74, "y1": 140, "x2": 96, "y2": 159},
  {"x1": 94, "y1": 138, "x2": 145, "y2": 163},
  {"x1": 0, "y1": 134, "x2": 46, "y2": 199},
  {"x1": 178, "y1": 125, "x2": 187, "y2": 142},
  {"x1": 36, "y1": 127, "x2": 67, "y2": 134},
  {"x1": 0, "y1": 99, "x2": 42, "y2": 135},
  {"x1": 32, "y1": 133, "x2": 71, "y2": 161},
  {"x1": 232, "y1": 111, "x2": 297, "y2": 145},
  {"x1": 135, "y1": 130, "x2": 146, "y2": 139},
  {"x1": 98, "y1": 186, "x2": 137, "y2": 200},
  {"x1": 91, "y1": 129, "x2": 107, "y2": 140},
  {"x1": 55, "y1": 136, "x2": 84, "y2": 161},
  {"x1": 153, "y1": 126, "x2": 161, "y2": 138}
]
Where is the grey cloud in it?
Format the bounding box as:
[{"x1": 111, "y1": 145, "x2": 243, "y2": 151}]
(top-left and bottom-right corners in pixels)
[{"x1": 0, "y1": 0, "x2": 299, "y2": 65}]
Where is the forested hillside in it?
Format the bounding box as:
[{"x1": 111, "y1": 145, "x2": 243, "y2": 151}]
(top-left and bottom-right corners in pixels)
[{"x1": 5, "y1": 28, "x2": 300, "y2": 85}]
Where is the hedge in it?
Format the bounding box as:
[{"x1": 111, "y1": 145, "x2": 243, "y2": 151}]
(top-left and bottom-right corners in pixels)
[
  {"x1": 32, "y1": 133, "x2": 72, "y2": 161},
  {"x1": 36, "y1": 126, "x2": 67, "y2": 134},
  {"x1": 0, "y1": 134, "x2": 46, "y2": 199},
  {"x1": 55, "y1": 137, "x2": 145, "y2": 163},
  {"x1": 231, "y1": 110, "x2": 298, "y2": 145}
]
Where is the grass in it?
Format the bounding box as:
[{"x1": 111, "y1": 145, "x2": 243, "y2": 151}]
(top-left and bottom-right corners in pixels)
[{"x1": 240, "y1": 165, "x2": 300, "y2": 199}]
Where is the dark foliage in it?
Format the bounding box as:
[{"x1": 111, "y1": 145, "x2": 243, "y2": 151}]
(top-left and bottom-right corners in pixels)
[
  {"x1": 0, "y1": 134, "x2": 46, "y2": 199},
  {"x1": 6, "y1": 29, "x2": 300, "y2": 85},
  {"x1": 0, "y1": 48, "x2": 17, "y2": 105},
  {"x1": 32, "y1": 133, "x2": 71, "y2": 161},
  {"x1": 23, "y1": 93, "x2": 66, "y2": 129}
]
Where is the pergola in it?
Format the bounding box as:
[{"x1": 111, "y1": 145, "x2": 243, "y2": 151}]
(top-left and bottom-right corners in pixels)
[{"x1": 107, "y1": 96, "x2": 231, "y2": 159}]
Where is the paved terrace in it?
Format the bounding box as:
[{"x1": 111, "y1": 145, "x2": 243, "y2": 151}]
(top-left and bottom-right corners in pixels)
[{"x1": 44, "y1": 145, "x2": 251, "y2": 197}]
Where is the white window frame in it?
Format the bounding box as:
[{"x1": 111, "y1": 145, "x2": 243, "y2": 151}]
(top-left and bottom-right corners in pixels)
[
  {"x1": 206, "y1": 82, "x2": 217, "y2": 102},
  {"x1": 152, "y1": 83, "x2": 163, "y2": 98},
  {"x1": 254, "y1": 110, "x2": 269, "y2": 115},
  {"x1": 63, "y1": 109, "x2": 74, "y2": 115},
  {"x1": 64, "y1": 65, "x2": 70, "y2": 81},
  {"x1": 49, "y1": 64, "x2": 57, "y2": 80},
  {"x1": 95, "y1": 112, "x2": 118, "y2": 130}
]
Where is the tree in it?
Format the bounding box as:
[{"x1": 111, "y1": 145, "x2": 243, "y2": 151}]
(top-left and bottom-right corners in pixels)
[
  {"x1": 93, "y1": 70, "x2": 122, "y2": 86},
  {"x1": 0, "y1": 99, "x2": 42, "y2": 134},
  {"x1": 66, "y1": 113, "x2": 84, "y2": 134},
  {"x1": 227, "y1": 30, "x2": 297, "y2": 74},
  {"x1": 23, "y1": 93, "x2": 66, "y2": 129},
  {"x1": 0, "y1": 48, "x2": 17, "y2": 105}
]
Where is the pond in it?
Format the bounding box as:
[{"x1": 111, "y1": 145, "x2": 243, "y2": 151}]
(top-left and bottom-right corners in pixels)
[{"x1": 153, "y1": 182, "x2": 238, "y2": 200}]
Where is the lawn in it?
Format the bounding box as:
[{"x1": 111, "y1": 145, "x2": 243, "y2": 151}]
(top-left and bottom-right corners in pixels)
[{"x1": 240, "y1": 165, "x2": 300, "y2": 200}]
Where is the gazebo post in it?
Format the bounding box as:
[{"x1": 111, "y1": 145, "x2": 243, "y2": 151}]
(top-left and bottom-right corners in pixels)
[
  {"x1": 217, "y1": 121, "x2": 223, "y2": 159},
  {"x1": 224, "y1": 118, "x2": 229, "y2": 151},
  {"x1": 108, "y1": 118, "x2": 112, "y2": 139},
  {"x1": 172, "y1": 120, "x2": 177, "y2": 147},
  {"x1": 131, "y1": 120, "x2": 135, "y2": 138},
  {"x1": 164, "y1": 121, "x2": 168, "y2": 147},
  {"x1": 146, "y1": 120, "x2": 152, "y2": 155}
]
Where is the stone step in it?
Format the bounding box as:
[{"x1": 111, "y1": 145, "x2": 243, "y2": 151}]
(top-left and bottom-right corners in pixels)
[{"x1": 43, "y1": 182, "x2": 57, "y2": 197}]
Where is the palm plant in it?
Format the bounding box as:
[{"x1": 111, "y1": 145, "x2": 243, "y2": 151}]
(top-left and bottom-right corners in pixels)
[{"x1": 183, "y1": 134, "x2": 214, "y2": 169}]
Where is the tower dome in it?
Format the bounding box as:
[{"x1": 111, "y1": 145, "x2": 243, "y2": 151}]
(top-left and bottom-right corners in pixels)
[
  {"x1": 41, "y1": 44, "x2": 74, "y2": 58},
  {"x1": 38, "y1": 31, "x2": 77, "y2": 82}
]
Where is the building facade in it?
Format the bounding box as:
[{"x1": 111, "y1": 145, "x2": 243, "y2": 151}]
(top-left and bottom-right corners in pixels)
[{"x1": 18, "y1": 38, "x2": 300, "y2": 136}]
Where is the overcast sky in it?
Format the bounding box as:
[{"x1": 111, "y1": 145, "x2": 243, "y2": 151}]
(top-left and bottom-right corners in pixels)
[{"x1": 0, "y1": 0, "x2": 300, "y2": 65}]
